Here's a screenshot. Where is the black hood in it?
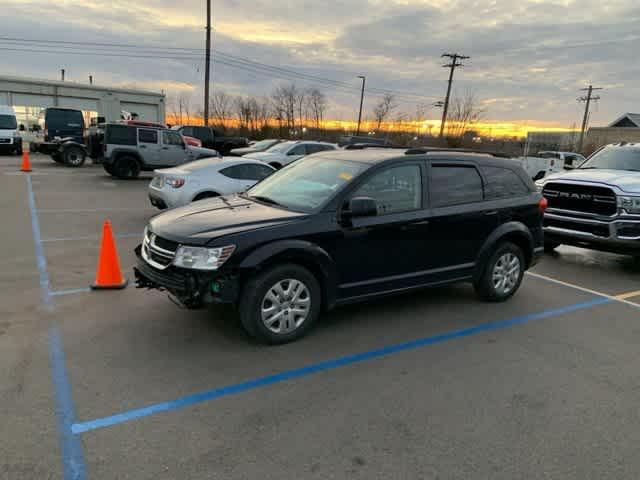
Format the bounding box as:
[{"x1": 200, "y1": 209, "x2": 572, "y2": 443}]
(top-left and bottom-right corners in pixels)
[{"x1": 148, "y1": 195, "x2": 307, "y2": 245}]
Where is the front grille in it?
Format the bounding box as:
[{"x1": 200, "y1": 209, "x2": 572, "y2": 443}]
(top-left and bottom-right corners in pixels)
[
  {"x1": 543, "y1": 182, "x2": 617, "y2": 216},
  {"x1": 142, "y1": 230, "x2": 178, "y2": 270},
  {"x1": 544, "y1": 217, "x2": 610, "y2": 237},
  {"x1": 0, "y1": 138, "x2": 11, "y2": 144},
  {"x1": 617, "y1": 222, "x2": 640, "y2": 238},
  {"x1": 136, "y1": 248, "x2": 188, "y2": 291}
]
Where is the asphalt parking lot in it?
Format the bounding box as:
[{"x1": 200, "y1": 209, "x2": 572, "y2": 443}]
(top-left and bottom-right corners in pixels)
[{"x1": 2, "y1": 153, "x2": 640, "y2": 480}]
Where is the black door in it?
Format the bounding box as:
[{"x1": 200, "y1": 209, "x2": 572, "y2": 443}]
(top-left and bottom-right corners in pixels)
[
  {"x1": 193, "y1": 127, "x2": 214, "y2": 148},
  {"x1": 426, "y1": 162, "x2": 498, "y2": 279},
  {"x1": 332, "y1": 163, "x2": 435, "y2": 300}
]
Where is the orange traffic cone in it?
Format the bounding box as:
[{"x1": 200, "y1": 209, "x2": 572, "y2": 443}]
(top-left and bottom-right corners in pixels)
[
  {"x1": 20, "y1": 151, "x2": 32, "y2": 172},
  {"x1": 91, "y1": 220, "x2": 128, "y2": 290}
]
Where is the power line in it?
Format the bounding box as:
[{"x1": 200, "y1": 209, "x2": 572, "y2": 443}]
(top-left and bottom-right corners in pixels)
[{"x1": 439, "y1": 52, "x2": 469, "y2": 138}]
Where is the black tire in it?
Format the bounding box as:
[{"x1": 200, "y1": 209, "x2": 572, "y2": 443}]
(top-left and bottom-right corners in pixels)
[
  {"x1": 103, "y1": 162, "x2": 114, "y2": 175},
  {"x1": 269, "y1": 162, "x2": 283, "y2": 169},
  {"x1": 474, "y1": 242, "x2": 525, "y2": 302},
  {"x1": 544, "y1": 241, "x2": 560, "y2": 253},
  {"x1": 15, "y1": 144, "x2": 23, "y2": 155},
  {"x1": 192, "y1": 191, "x2": 219, "y2": 202},
  {"x1": 112, "y1": 155, "x2": 141, "y2": 179},
  {"x1": 63, "y1": 146, "x2": 86, "y2": 167},
  {"x1": 51, "y1": 152, "x2": 63, "y2": 163},
  {"x1": 239, "y1": 264, "x2": 321, "y2": 344}
]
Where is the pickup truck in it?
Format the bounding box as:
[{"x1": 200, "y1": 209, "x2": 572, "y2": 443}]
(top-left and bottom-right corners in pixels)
[
  {"x1": 536, "y1": 143, "x2": 640, "y2": 256},
  {"x1": 171, "y1": 125, "x2": 248, "y2": 155}
]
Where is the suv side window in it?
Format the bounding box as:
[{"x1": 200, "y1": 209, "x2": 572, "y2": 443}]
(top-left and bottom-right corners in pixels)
[
  {"x1": 430, "y1": 165, "x2": 483, "y2": 207},
  {"x1": 162, "y1": 131, "x2": 184, "y2": 146},
  {"x1": 105, "y1": 125, "x2": 136, "y2": 145},
  {"x1": 482, "y1": 166, "x2": 529, "y2": 199},
  {"x1": 194, "y1": 127, "x2": 213, "y2": 143},
  {"x1": 138, "y1": 129, "x2": 158, "y2": 144},
  {"x1": 352, "y1": 164, "x2": 422, "y2": 215}
]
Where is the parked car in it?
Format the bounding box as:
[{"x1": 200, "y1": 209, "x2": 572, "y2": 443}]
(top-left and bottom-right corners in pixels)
[
  {"x1": 101, "y1": 123, "x2": 220, "y2": 179},
  {"x1": 244, "y1": 140, "x2": 337, "y2": 169},
  {"x1": 228, "y1": 139, "x2": 282, "y2": 156},
  {"x1": 148, "y1": 157, "x2": 275, "y2": 209},
  {"x1": 538, "y1": 151, "x2": 586, "y2": 169},
  {"x1": 31, "y1": 107, "x2": 85, "y2": 155},
  {"x1": 134, "y1": 148, "x2": 545, "y2": 344},
  {"x1": 0, "y1": 105, "x2": 22, "y2": 155},
  {"x1": 536, "y1": 143, "x2": 640, "y2": 256},
  {"x1": 515, "y1": 156, "x2": 567, "y2": 181},
  {"x1": 171, "y1": 126, "x2": 248, "y2": 155}
]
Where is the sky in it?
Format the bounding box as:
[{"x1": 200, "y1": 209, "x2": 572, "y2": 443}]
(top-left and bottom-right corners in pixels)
[{"x1": 1, "y1": 0, "x2": 639, "y2": 133}]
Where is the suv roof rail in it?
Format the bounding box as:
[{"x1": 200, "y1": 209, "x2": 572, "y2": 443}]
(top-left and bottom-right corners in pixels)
[{"x1": 405, "y1": 147, "x2": 512, "y2": 158}]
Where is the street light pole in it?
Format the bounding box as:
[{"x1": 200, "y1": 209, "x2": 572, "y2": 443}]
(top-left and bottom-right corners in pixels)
[
  {"x1": 356, "y1": 75, "x2": 366, "y2": 136},
  {"x1": 203, "y1": 0, "x2": 212, "y2": 126}
]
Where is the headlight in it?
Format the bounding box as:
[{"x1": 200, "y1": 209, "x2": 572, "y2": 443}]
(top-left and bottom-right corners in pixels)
[
  {"x1": 618, "y1": 196, "x2": 640, "y2": 214},
  {"x1": 535, "y1": 180, "x2": 545, "y2": 192},
  {"x1": 172, "y1": 245, "x2": 236, "y2": 270},
  {"x1": 165, "y1": 176, "x2": 185, "y2": 188}
]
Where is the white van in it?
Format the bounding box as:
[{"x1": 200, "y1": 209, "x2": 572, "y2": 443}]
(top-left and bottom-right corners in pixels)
[{"x1": 0, "y1": 105, "x2": 22, "y2": 155}]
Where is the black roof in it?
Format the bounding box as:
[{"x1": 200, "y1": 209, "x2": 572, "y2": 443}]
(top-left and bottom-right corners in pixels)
[{"x1": 316, "y1": 148, "x2": 514, "y2": 166}]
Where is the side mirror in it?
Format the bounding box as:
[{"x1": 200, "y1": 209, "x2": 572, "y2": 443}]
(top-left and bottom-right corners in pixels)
[
  {"x1": 563, "y1": 164, "x2": 575, "y2": 170},
  {"x1": 347, "y1": 197, "x2": 377, "y2": 218}
]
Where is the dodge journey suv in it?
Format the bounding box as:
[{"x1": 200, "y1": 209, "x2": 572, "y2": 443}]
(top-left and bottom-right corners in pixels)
[{"x1": 135, "y1": 148, "x2": 545, "y2": 344}]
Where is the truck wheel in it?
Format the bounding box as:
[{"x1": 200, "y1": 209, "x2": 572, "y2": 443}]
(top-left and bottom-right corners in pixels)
[
  {"x1": 103, "y1": 163, "x2": 114, "y2": 175},
  {"x1": 63, "y1": 146, "x2": 86, "y2": 167},
  {"x1": 113, "y1": 156, "x2": 140, "y2": 179},
  {"x1": 544, "y1": 241, "x2": 560, "y2": 253},
  {"x1": 51, "y1": 152, "x2": 63, "y2": 163},
  {"x1": 239, "y1": 264, "x2": 321, "y2": 345},
  {"x1": 474, "y1": 242, "x2": 525, "y2": 302}
]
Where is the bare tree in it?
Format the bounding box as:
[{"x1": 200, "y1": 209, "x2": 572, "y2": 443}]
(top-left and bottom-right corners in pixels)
[
  {"x1": 445, "y1": 92, "x2": 486, "y2": 140},
  {"x1": 271, "y1": 83, "x2": 298, "y2": 133},
  {"x1": 306, "y1": 88, "x2": 327, "y2": 130},
  {"x1": 177, "y1": 91, "x2": 193, "y2": 124},
  {"x1": 210, "y1": 91, "x2": 233, "y2": 129},
  {"x1": 373, "y1": 94, "x2": 396, "y2": 130},
  {"x1": 248, "y1": 96, "x2": 271, "y2": 132},
  {"x1": 234, "y1": 96, "x2": 253, "y2": 132}
]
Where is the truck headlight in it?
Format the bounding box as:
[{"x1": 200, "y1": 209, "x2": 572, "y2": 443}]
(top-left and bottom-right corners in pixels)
[
  {"x1": 535, "y1": 180, "x2": 545, "y2": 192},
  {"x1": 173, "y1": 245, "x2": 235, "y2": 270},
  {"x1": 618, "y1": 196, "x2": 640, "y2": 214}
]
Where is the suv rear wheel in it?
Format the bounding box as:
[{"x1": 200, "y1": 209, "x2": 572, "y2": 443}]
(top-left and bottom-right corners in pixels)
[
  {"x1": 112, "y1": 156, "x2": 141, "y2": 179},
  {"x1": 475, "y1": 242, "x2": 525, "y2": 302},
  {"x1": 239, "y1": 264, "x2": 321, "y2": 344}
]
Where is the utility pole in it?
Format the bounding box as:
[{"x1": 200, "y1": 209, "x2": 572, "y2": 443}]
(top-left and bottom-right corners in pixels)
[
  {"x1": 60, "y1": 69, "x2": 65, "y2": 81},
  {"x1": 203, "y1": 0, "x2": 212, "y2": 126},
  {"x1": 356, "y1": 75, "x2": 366, "y2": 136},
  {"x1": 577, "y1": 85, "x2": 602, "y2": 153},
  {"x1": 439, "y1": 53, "x2": 469, "y2": 138},
  {"x1": 89, "y1": 75, "x2": 93, "y2": 85}
]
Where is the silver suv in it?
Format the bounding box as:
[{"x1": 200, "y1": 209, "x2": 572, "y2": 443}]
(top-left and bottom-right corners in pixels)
[
  {"x1": 102, "y1": 124, "x2": 220, "y2": 179},
  {"x1": 536, "y1": 143, "x2": 640, "y2": 256}
]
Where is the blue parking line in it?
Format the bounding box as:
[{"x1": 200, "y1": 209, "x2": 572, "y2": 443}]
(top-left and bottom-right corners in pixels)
[
  {"x1": 50, "y1": 327, "x2": 87, "y2": 480},
  {"x1": 26, "y1": 175, "x2": 53, "y2": 311},
  {"x1": 71, "y1": 296, "x2": 610, "y2": 435}
]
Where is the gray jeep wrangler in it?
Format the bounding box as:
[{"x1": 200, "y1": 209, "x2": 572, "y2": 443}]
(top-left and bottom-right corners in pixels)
[{"x1": 102, "y1": 124, "x2": 220, "y2": 179}]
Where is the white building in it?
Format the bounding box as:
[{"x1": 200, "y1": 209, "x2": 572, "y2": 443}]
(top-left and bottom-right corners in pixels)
[{"x1": 0, "y1": 75, "x2": 166, "y2": 129}]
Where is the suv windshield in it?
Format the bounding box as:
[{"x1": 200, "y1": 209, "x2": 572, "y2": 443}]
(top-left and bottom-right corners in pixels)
[
  {"x1": 0, "y1": 114, "x2": 17, "y2": 130},
  {"x1": 246, "y1": 156, "x2": 367, "y2": 212},
  {"x1": 580, "y1": 146, "x2": 640, "y2": 171}
]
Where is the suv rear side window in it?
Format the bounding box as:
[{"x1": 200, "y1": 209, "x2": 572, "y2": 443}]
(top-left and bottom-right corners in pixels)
[
  {"x1": 353, "y1": 164, "x2": 422, "y2": 215},
  {"x1": 162, "y1": 131, "x2": 183, "y2": 146},
  {"x1": 138, "y1": 129, "x2": 158, "y2": 144},
  {"x1": 482, "y1": 166, "x2": 530, "y2": 199},
  {"x1": 430, "y1": 165, "x2": 483, "y2": 207},
  {"x1": 105, "y1": 125, "x2": 136, "y2": 145},
  {"x1": 194, "y1": 127, "x2": 213, "y2": 143}
]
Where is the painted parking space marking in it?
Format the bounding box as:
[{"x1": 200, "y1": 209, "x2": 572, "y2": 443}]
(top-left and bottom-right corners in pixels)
[
  {"x1": 26, "y1": 175, "x2": 53, "y2": 311},
  {"x1": 527, "y1": 272, "x2": 640, "y2": 309},
  {"x1": 51, "y1": 288, "x2": 92, "y2": 297},
  {"x1": 71, "y1": 297, "x2": 610, "y2": 435},
  {"x1": 615, "y1": 290, "x2": 640, "y2": 301}
]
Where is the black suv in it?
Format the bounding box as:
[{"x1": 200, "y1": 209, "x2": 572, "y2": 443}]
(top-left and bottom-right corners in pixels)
[{"x1": 134, "y1": 149, "x2": 545, "y2": 344}]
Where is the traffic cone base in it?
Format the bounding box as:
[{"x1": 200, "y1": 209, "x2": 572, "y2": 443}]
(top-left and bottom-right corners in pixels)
[
  {"x1": 91, "y1": 220, "x2": 128, "y2": 290},
  {"x1": 21, "y1": 151, "x2": 32, "y2": 172}
]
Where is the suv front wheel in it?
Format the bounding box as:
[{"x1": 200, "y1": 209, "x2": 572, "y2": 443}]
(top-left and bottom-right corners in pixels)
[
  {"x1": 239, "y1": 264, "x2": 321, "y2": 344},
  {"x1": 474, "y1": 242, "x2": 525, "y2": 302}
]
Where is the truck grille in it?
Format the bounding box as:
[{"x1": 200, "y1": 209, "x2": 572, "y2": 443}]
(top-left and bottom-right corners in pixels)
[
  {"x1": 0, "y1": 138, "x2": 11, "y2": 144},
  {"x1": 543, "y1": 182, "x2": 617, "y2": 216},
  {"x1": 141, "y1": 229, "x2": 178, "y2": 270}
]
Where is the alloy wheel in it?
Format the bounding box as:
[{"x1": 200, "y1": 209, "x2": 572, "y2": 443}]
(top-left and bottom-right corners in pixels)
[
  {"x1": 492, "y1": 252, "x2": 521, "y2": 296},
  {"x1": 261, "y1": 279, "x2": 311, "y2": 334}
]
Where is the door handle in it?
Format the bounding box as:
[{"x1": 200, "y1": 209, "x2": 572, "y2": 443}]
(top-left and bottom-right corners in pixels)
[{"x1": 484, "y1": 210, "x2": 498, "y2": 216}]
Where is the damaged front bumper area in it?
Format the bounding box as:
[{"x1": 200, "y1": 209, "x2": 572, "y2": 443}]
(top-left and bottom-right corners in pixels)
[{"x1": 133, "y1": 245, "x2": 240, "y2": 308}]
